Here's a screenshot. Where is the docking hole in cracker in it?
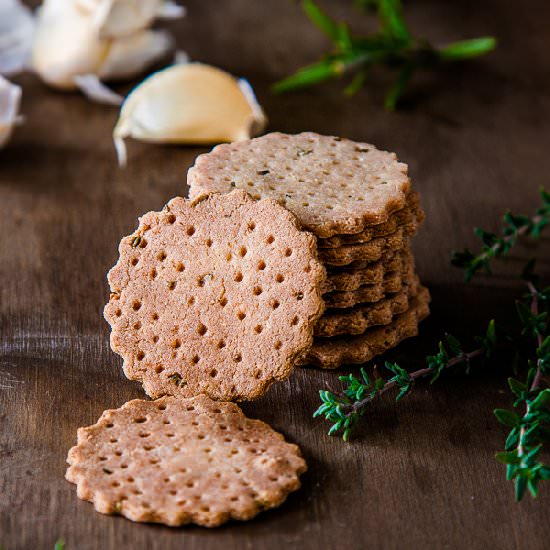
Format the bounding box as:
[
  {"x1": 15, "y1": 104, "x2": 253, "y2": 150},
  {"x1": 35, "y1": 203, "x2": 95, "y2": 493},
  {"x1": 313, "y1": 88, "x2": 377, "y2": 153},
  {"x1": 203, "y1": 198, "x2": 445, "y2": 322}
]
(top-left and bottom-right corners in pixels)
[
  {"x1": 104, "y1": 190, "x2": 326, "y2": 401},
  {"x1": 66, "y1": 395, "x2": 307, "y2": 527}
]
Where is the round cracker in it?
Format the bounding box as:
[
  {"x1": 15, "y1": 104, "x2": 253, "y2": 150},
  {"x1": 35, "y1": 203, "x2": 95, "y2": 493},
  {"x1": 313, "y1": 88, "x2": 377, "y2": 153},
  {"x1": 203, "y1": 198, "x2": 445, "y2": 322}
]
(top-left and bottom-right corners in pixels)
[
  {"x1": 317, "y1": 191, "x2": 424, "y2": 248},
  {"x1": 66, "y1": 395, "x2": 307, "y2": 527},
  {"x1": 187, "y1": 132, "x2": 411, "y2": 238},
  {"x1": 323, "y1": 262, "x2": 416, "y2": 309},
  {"x1": 302, "y1": 288, "x2": 431, "y2": 369},
  {"x1": 104, "y1": 190, "x2": 326, "y2": 401},
  {"x1": 322, "y1": 249, "x2": 410, "y2": 293},
  {"x1": 315, "y1": 279, "x2": 419, "y2": 337},
  {"x1": 318, "y1": 225, "x2": 410, "y2": 266}
]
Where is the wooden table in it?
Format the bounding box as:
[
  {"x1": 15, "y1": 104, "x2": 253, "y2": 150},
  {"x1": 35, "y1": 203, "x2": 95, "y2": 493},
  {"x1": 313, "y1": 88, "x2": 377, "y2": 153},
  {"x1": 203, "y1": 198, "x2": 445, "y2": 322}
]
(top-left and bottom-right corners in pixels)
[{"x1": 2, "y1": 1, "x2": 549, "y2": 548}]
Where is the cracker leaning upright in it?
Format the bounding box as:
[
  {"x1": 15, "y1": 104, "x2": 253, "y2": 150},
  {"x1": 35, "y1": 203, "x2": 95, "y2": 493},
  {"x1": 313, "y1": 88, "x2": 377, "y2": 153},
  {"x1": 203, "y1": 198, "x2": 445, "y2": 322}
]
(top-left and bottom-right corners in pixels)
[
  {"x1": 104, "y1": 190, "x2": 326, "y2": 401},
  {"x1": 187, "y1": 132, "x2": 411, "y2": 238}
]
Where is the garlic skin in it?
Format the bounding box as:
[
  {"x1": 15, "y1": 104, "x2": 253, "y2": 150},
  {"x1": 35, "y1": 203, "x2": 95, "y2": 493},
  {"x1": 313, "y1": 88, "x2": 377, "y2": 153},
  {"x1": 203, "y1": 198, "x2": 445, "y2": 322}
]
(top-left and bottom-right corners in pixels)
[
  {"x1": 77, "y1": 0, "x2": 185, "y2": 39},
  {"x1": 99, "y1": 29, "x2": 173, "y2": 81},
  {"x1": 0, "y1": 75, "x2": 22, "y2": 148},
  {"x1": 113, "y1": 63, "x2": 267, "y2": 165},
  {"x1": 31, "y1": 0, "x2": 183, "y2": 96},
  {"x1": 0, "y1": 0, "x2": 35, "y2": 76}
]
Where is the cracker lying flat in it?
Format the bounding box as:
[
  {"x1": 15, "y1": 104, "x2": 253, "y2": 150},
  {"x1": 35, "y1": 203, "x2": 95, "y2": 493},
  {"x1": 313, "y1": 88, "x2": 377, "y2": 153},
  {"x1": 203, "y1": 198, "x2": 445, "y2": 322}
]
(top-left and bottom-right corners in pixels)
[
  {"x1": 323, "y1": 261, "x2": 415, "y2": 309},
  {"x1": 326, "y1": 250, "x2": 404, "y2": 272},
  {"x1": 187, "y1": 132, "x2": 411, "y2": 238},
  {"x1": 322, "y1": 249, "x2": 409, "y2": 293},
  {"x1": 317, "y1": 191, "x2": 424, "y2": 248},
  {"x1": 302, "y1": 287, "x2": 430, "y2": 369},
  {"x1": 318, "y1": 225, "x2": 411, "y2": 266},
  {"x1": 104, "y1": 190, "x2": 326, "y2": 402},
  {"x1": 66, "y1": 395, "x2": 307, "y2": 527},
  {"x1": 315, "y1": 279, "x2": 419, "y2": 337}
]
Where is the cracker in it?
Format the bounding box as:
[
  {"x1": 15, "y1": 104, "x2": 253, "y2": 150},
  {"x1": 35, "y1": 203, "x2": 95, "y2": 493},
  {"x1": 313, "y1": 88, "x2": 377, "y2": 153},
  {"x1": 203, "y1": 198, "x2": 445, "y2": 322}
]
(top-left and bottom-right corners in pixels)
[
  {"x1": 187, "y1": 132, "x2": 411, "y2": 238},
  {"x1": 322, "y1": 249, "x2": 410, "y2": 293},
  {"x1": 104, "y1": 190, "x2": 326, "y2": 402},
  {"x1": 323, "y1": 261, "x2": 416, "y2": 309},
  {"x1": 315, "y1": 279, "x2": 419, "y2": 337},
  {"x1": 318, "y1": 225, "x2": 411, "y2": 266},
  {"x1": 66, "y1": 395, "x2": 307, "y2": 527},
  {"x1": 317, "y1": 191, "x2": 424, "y2": 248},
  {"x1": 302, "y1": 287, "x2": 431, "y2": 369},
  {"x1": 326, "y1": 252, "x2": 403, "y2": 272}
]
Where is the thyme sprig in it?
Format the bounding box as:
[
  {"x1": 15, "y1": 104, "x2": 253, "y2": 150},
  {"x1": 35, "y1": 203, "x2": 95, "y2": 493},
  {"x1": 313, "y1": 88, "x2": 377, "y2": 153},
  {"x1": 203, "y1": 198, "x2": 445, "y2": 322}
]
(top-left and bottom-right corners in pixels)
[
  {"x1": 273, "y1": 0, "x2": 496, "y2": 109},
  {"x1": 451, "y1": 188, "x2": 550, "y2": 281},
  {"x1": 314, "y1": 189, "x2": 550, "y2": 501},
  {"x1": 314, "y1": 322, "x2": 496, "y2": 441},
  {"x1": 452, "y1": 190, "x2": 550, "y2": 500},
  {"x1": 494, "y1": 280, "x2": 550, "y2": 500}
]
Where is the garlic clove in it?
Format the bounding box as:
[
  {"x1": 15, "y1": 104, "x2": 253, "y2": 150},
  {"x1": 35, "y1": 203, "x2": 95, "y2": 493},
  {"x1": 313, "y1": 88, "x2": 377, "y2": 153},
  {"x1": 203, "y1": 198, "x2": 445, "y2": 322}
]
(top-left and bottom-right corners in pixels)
[
  {"x1": 32, "y1": 0, "x2": 109, "y2": 89},
  {"x1": 0, "y1": 0, "x2": 35, "y2": 76},
  {"x1": 0, "y1": 75, "x2": 22, "y2": 147},
  {"x1": 32, "y1": 0, "x2": 180, "y2": 95},
  {"x1": 98, "y1": 29, "x2": 174, "y2": 82},
  {"x1": 113, "y1": 63, "x2": 267, "y2": 166}
]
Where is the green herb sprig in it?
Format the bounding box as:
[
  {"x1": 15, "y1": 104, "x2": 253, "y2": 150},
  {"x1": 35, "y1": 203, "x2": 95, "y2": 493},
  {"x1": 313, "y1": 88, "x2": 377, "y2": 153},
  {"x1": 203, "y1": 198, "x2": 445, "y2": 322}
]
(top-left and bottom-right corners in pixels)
[
  {"x1": 454, "y1": 191, "x2": 550, "y2": 500},
  {"x1": 314, "y1": 322, "x2": 496, "y2": 441},
  {"x1": 273, "y1": 0, "x2": 496, "y2": 109},
  {"x1": 451, "y1": 188, "x2": 550, "y2": 281},
  {"x1": 314, "y1": 188, "x2": 550, "y2": 501},
  {"x1": 494, "y1": 279, "x2": 550, "y2": 500}
]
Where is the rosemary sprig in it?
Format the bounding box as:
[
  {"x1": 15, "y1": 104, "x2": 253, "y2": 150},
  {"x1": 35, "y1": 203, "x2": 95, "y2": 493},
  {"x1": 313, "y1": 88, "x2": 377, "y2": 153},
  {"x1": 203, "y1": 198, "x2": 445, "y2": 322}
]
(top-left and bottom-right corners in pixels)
[
  {"x1": 451, "y1": 187, "x2": 550, "y2": 281},
  {"x1": 314, "y1": 322, "x2": 496, "y2": 441},
  {"x1": 273, "y1": 0, "x2": 496, "y2": 109}
]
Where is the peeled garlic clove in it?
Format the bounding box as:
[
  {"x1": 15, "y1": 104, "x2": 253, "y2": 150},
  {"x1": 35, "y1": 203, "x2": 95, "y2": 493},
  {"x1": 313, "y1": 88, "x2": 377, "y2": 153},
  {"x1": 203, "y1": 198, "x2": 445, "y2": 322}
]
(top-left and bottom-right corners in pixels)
[
  {"x1": 32, "y1": 0, "x2": 109, "y2": 89},
  {"x1": 113, "y1": 63, "x2": 267, "y2": 166},
  {"x1": 0, "y1": 75, "x2": 22, "y2": 147},
  {"x1": 0, "y1": 0, "x2": 35, "y2": 76},
  {"x1": 98, "y1": 29, "x2": 173, "y2": 81},
  {"x1": 77, "y1": 0, "x2": 184, "y2": 40}
]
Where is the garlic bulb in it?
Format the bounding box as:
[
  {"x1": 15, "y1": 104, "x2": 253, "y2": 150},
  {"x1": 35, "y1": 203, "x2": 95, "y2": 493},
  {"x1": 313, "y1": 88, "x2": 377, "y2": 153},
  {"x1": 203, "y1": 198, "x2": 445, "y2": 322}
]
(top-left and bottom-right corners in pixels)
[
  {"x1": 31, "y1": 0, "x2": 184, "y2": 103},
  {"x1": 113, "y1": 63, "x2": 267, "y2": 165},
  {"x1": 0, "y1": 0, "x2": 35, "y2": 76},
  {"x1": 0, "y1": 76, "x2": 22, "y2": 147}
]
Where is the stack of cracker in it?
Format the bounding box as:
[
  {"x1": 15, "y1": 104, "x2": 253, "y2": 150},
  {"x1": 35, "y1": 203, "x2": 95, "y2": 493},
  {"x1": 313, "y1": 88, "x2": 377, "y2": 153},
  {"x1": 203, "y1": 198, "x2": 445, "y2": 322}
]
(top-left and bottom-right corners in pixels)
[
  {"x1": 66, "y1": 133, "x2": 430, "y2": 528},
  {"x1": 188, "y1": 132, "x2": 430, "y2": 370}
]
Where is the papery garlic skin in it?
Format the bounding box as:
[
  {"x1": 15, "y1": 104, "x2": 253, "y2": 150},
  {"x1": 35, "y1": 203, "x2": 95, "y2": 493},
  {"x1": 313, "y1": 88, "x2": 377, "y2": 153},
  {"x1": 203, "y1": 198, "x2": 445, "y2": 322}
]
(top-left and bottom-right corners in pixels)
[
  {"x1": 31, "y1": 0, "x2": 182, "y2": 92},
  {"x1": 98, "y1": 30, "x2": 173, "y2": 81},
  {"x1": 0, "y1": 0, "x2": 35, "y2": 76},
  {"x1": 0, "y1": 76, "x2": 22, "y2": 148},
  {"x1": 77, "y1": 0, "x2": 184, "y2": 39},
  {"x1": 113, "y1": 63, "x2": 267, "y2": 165}
]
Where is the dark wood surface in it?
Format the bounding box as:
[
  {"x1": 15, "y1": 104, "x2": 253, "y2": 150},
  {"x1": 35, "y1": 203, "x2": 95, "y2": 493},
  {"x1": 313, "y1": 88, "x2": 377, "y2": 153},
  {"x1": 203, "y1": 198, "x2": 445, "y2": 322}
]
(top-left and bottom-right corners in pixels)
[{"x1": 1, "y1": 1, "x2": 550, "y2": 548}]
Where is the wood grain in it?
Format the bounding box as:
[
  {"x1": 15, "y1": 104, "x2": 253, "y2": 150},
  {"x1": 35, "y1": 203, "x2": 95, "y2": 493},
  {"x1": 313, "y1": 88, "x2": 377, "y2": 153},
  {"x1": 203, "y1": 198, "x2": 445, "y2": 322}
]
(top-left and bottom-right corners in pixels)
[{"x1": 1, "y1": 0, "x2": 550, "y2": 548}]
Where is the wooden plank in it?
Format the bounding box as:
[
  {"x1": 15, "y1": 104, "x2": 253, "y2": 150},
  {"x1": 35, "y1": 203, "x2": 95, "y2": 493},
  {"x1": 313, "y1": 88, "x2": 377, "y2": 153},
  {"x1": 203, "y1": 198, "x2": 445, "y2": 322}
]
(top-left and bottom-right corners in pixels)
[{"x1": 1, "y1": 0, "x2": 549, "y2": 548}]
